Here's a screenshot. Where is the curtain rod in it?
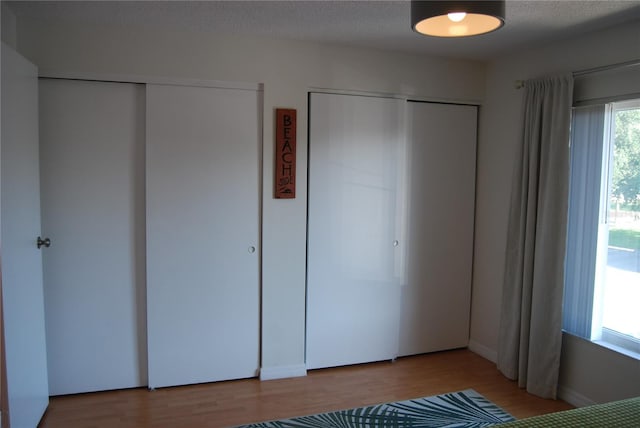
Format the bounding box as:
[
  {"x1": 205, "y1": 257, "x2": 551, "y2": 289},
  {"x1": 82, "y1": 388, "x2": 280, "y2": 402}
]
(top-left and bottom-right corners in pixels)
[
  {"x1": 573, "y1": 58, "x2": 640, "y2": 77},
  {"x1": 514, "y1": 58, "x2": 640, "y2": 89}
]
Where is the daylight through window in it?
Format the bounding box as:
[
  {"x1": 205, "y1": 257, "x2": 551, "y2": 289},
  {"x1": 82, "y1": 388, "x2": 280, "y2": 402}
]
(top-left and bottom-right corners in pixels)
[{"x1": 599, "y1": 100, "x2": 640, "y2": 350}]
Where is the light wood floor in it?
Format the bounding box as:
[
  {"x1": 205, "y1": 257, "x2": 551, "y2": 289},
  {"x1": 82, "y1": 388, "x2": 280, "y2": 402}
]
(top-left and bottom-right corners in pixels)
[{"x1": 38, "y1": 349, "x2": 573, "y2": 428}]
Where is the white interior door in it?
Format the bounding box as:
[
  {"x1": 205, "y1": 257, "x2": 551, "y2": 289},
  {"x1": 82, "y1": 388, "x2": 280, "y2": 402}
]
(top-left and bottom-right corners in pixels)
[
  {"x1": 398, "y1": 101, "x2": 477, "y2": 356},
  {"x1": 39, "y1": 79, "x2": 147, "y2": 395},
  {"x1": 146, "y1": 84, "x2": 260, "y2": 389},
  {"x1": 306, "y1": 92, "x2": 405, "y2": 369},
  {"x1": 1, "y1": 43, "x2": 49, "y2": 427}
]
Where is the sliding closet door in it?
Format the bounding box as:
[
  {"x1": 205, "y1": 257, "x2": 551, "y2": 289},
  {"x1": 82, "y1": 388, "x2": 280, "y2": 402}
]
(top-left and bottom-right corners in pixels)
[
  {"x1": 398, "y1": 101, "x2": 477, "y2": 356},
  {"x1": 307, "y1": 92, "x2": 405, "y2": 369},
  {"x1": 146, "y1": 84, "x2": 260, "y2": 388},
  {"x1": 39, "y1": 79, "x2": 147, "y2": 395}
]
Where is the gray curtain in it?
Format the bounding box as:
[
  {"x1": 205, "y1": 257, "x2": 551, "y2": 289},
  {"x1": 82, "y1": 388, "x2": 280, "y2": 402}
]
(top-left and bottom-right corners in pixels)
[{"x1": 497, "y1": 74, "x2": 574, "y2": 399}]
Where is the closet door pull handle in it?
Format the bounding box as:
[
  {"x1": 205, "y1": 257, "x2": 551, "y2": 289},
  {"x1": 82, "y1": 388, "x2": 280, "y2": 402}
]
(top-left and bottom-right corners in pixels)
[{"x1": 37, "y1": 237, "x2": 51, "y2": 249}]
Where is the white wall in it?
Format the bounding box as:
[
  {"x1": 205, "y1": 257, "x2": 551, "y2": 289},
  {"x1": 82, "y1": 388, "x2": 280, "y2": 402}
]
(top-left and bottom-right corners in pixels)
[
  {"x1": 11, "y1": 18, "x2": 485, "y2": 377},
  {"x1": 1, "y1": 2, "x2": 17, "y2": 50},
  {"x1": 472, "y1": 19, "x2": 640, "y2": 404}
]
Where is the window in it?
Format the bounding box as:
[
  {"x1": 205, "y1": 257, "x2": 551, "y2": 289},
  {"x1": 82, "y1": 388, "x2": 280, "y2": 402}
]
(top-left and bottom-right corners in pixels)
[{"x1": 564, "y1": 98, "x2": 640, "y2": 357}]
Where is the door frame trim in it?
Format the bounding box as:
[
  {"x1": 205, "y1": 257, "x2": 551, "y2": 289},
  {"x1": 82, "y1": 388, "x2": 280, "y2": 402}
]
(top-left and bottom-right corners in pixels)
[{"x1": 39, "y1": 70, "x2": 262, "y2": 92}]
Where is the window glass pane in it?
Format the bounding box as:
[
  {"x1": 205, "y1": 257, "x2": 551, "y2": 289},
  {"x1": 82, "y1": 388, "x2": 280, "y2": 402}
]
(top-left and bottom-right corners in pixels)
[{"x1": 602, "y1": 104, "x2": 640, "y2": 341}]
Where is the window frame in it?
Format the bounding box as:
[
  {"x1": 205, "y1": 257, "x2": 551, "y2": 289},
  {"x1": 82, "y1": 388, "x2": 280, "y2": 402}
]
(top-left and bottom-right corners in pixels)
[{"x1": 564, "y1": 98, "x2": 640, "y2": 359}]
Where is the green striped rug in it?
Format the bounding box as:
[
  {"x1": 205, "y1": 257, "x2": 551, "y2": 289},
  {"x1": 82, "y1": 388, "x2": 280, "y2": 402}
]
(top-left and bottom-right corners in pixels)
[
  {"x1": 236, "y1": 389, "x2": 515, "y2": 427},
  {"x1": 499, "y1": 396, "x2": 640, "y2": 428}
]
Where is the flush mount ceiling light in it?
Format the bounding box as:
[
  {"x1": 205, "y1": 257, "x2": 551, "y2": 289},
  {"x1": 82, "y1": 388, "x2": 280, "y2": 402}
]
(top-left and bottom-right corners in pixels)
[{"x1": 411, "y1": 0, "x2": 505, "y2": 37}]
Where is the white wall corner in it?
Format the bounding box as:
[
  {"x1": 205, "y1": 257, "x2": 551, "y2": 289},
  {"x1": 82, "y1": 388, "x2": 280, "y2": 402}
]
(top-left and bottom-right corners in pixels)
[
  {"x1": 259, "y1": 364, "x2": 307, "y2": 381},
  {"x1": 468, "y1": 340, "x2": 498, "y2": 363},
  {"x1": 557, "y1": 384, "x2": 597, "y2": 408}
]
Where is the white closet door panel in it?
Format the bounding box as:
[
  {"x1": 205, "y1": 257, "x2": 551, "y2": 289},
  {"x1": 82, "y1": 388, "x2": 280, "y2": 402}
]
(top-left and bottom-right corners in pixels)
[
  {"x1": 1, "y1": 43, "x2": 49, "y2": 427},
  {"x1": 146, "y1": 84, "x2": 260, "y2": 388},
  {"x1": 307, "y1": 92, "x2": 405, "y2": 370},
  {"x1": 399, "y1": 102, "x2": 477, "y2": 356},
  {"x1": 39, "y1": 79, "x2": 147, "y2": 395}
]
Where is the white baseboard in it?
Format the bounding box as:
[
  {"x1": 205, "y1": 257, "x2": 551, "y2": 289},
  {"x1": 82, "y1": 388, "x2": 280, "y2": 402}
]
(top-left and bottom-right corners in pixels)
[
  {"x1": 557, "y1": 385, "x2": 596, "y2": 408},
  {"x1": 468, "y1": 340, "x2": 497, "y2": 363},
  {"x1": 260, "y1": 364, "x2": 307, "y2": 381}
]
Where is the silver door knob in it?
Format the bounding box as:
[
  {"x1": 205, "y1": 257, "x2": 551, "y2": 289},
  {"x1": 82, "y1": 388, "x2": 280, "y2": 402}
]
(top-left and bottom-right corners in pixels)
[{"x1": 37, "y1": 237, "x2": 51, "y2": 249}]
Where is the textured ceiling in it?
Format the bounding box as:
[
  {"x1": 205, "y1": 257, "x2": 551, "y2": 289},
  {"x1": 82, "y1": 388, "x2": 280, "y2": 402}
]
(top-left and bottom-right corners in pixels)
[{"x1": 7, "y1": 0, "x2": 640, "y2": 60}]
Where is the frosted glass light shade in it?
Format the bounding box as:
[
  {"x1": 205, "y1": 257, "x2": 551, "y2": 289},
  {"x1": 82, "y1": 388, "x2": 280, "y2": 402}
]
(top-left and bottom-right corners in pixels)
[{"x1": 412, "y1": 1, "x2": 505, "y2": 37}]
